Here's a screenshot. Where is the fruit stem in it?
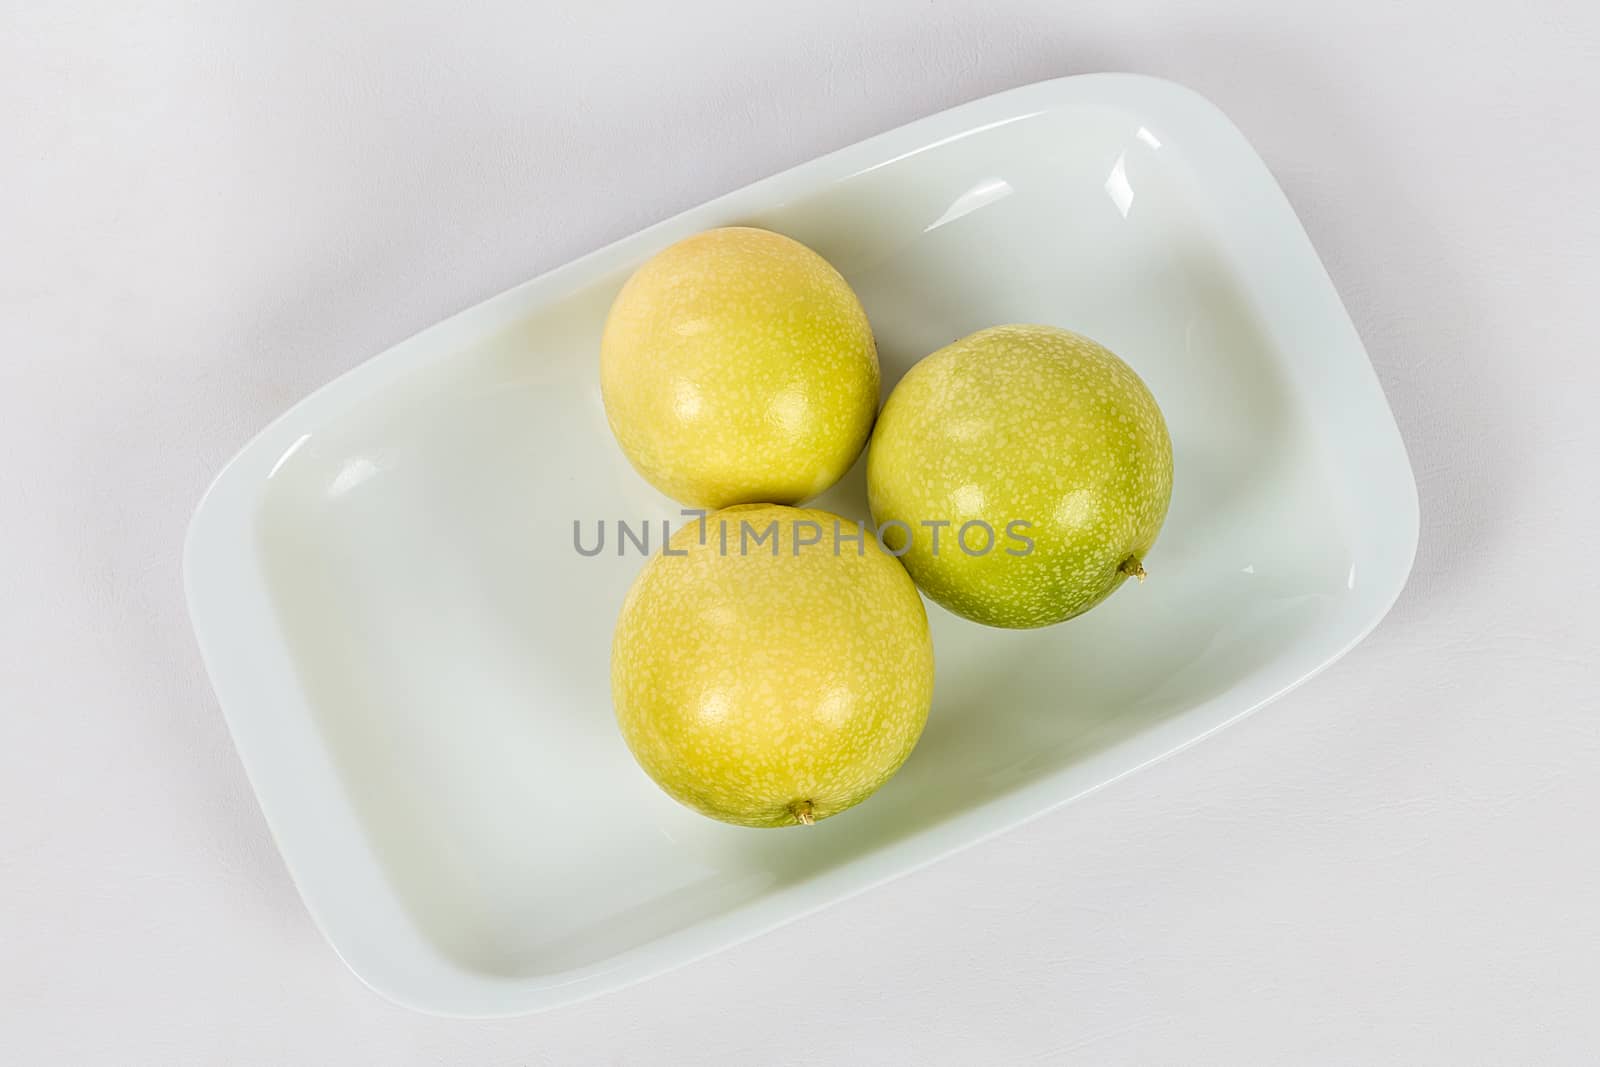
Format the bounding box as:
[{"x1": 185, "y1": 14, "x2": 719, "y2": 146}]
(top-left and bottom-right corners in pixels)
[
  {"x1": 1119, "y1": 556, "x2": 1147, "y2": 583},
  {"x1": 791, "y1": 800, "x2": 815, "y2": 826}
]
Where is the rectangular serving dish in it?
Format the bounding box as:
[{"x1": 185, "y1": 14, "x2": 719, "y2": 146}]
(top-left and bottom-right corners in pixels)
[{"x1": 185, "y1": 74, "x2": 1418, "y2": 1016}]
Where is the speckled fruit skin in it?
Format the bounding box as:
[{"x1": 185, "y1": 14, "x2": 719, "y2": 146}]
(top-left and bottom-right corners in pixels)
[
  {"x1": 600, "y1": 227, "x2": 880, "y2": 509},
  {"x1": 611, "y1": 505, "x2": 934, "y2": 828},
  {"x1": 867, "y1": 325, "x2": 1173, "y2": 629}
]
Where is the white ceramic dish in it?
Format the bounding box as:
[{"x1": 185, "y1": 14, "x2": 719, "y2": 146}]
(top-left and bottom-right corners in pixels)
[{"x1": 185, "y1": 73, "x2": 1418, "y2": 1016}]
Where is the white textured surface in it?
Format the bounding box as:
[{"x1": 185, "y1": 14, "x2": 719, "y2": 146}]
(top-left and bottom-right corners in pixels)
[{"x1": 2, "y1": 1, "x2": 1597, "y2": 1062}]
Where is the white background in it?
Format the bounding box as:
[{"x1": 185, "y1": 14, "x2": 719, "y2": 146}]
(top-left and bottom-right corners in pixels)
[{"x1": 4, "y1": 1, "x2": 1598, "y2": 1062}]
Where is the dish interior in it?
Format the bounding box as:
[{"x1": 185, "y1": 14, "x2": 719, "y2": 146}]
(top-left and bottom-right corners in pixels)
[{"x1": 259, "y1": 100, "x2": 1354, "y2": 978}]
